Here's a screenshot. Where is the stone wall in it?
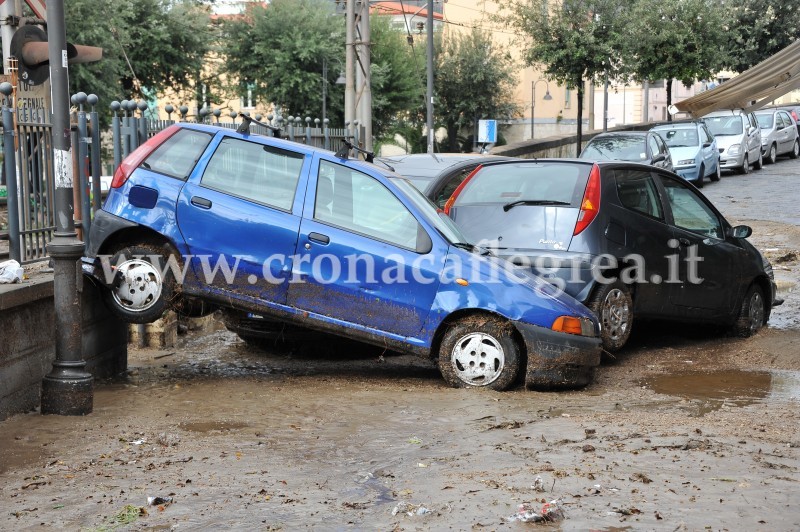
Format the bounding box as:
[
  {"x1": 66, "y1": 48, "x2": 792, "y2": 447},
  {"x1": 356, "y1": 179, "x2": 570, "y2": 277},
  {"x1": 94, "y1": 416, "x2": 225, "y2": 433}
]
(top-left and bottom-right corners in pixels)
[{"x1": 0, "y1": 275, "x2": 128, "y2": 420}]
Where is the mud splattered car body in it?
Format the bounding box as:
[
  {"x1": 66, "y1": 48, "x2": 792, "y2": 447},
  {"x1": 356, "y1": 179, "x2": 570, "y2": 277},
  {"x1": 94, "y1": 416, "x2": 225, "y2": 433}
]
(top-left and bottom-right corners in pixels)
[{"x1": 84, "y1": 123, "x2": 601, "y2": 390}]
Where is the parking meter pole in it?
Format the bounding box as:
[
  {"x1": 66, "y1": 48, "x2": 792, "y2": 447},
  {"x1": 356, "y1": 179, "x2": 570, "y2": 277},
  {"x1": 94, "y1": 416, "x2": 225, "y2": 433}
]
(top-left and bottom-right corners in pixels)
[
  {"x1": 41, "y1": 0, "x2": 93, "y2": 416},
  {"x1": 1, "y1": 84, "x2": 21, "y2": 262},
  {"x1": 89, "y1": 96, "x2": 102, "y2": 212}
]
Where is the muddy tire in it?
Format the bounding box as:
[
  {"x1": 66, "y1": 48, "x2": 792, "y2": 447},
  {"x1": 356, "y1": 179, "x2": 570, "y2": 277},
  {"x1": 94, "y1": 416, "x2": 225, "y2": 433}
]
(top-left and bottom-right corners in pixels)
[
  {"x1": 732, "y1": 284, "x2": 766, "y2": 338},
  {"x1": 588, "y1": 281, "x2": 633, "y2": 353},
  {"x1": 102, "y1": 245, "x2": 176, "y2": 324},
  {"x1": 438, "y1": 315, "x2": 521, "y2": 391}
]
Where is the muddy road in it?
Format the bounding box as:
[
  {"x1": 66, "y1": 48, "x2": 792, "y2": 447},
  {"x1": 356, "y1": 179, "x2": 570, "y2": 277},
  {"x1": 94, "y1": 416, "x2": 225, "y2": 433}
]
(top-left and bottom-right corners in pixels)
[{"x1": 1, "y1": 160, "x2": 799, "y2": 530}]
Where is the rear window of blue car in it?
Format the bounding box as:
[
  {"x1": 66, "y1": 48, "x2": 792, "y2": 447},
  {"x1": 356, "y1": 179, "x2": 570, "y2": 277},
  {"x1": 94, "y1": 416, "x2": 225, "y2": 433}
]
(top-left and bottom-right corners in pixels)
[
  {"x1": 453, "y1": 163, "x2": 590, "y2": 208},
  {"x1": 141, "y1": 128, "x2": 212, "y2": 180}
]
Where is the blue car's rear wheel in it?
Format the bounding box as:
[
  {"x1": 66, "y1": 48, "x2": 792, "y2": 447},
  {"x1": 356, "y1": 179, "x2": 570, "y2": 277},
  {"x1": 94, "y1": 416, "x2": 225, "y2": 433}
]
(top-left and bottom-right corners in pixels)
[
  {"x1": 103, "y1": 245, "x2": 176, "y2": 324},
  {"x1": 438, "y1": 316, "x2": 520, "y2": 391}
]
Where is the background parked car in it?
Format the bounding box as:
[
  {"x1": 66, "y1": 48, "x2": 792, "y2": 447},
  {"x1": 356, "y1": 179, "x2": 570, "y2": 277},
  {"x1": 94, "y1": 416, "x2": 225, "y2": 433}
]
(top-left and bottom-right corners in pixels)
[
  {"x1": 579, "y1": 131, "x2": 674, "y2": 172},
  {"x1": 702, "y1": 110, "x2": 763, "y2": 174},
  {"x1": 651, "y1": 121, "x2": 720, "y2": 188},
  {"x1": 762, "y1": 104, "x2": 800, "y2": 136},
  {"x1": 376, "y1": 153, "x2": 512, "y2": 207},
  {"x1": 443, "y1": 159, "x2": 781, "y2": 353},
  {"x1": 754, "y1": 108, "x2": 800, "y2": 164}
]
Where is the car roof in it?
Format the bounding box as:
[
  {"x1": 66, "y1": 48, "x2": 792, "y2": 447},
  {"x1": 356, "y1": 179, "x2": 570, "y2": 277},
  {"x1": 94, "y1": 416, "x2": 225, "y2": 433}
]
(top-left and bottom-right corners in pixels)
[{"x1": 651, "y1": 122, "x2": 697, "y2": 130}]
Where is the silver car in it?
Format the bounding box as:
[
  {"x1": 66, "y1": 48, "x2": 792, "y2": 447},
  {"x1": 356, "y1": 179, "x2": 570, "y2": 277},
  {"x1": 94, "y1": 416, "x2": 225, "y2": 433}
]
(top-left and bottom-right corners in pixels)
[
  {"x1": 754, "y1": 109, "x2": 800, "y2": 164},
  {"x1": 702, "y1": 110, "x2": 763, "y2": 174}
]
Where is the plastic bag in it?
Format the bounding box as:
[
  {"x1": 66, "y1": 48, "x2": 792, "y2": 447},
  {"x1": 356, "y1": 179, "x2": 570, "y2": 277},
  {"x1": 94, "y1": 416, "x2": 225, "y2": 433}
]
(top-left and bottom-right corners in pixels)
[{"x1": 0, "y1": 259, "x2": 23, "y2": 284}]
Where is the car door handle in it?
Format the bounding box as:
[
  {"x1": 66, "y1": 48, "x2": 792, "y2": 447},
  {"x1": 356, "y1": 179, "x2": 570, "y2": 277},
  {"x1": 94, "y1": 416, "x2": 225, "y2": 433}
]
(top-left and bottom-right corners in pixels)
[
  {"x1": 191, "y1": 196, "x2": 212, "y2": 209},
  {"x1": 308, "y1": 232, "x2": 330, "y2": 245}
]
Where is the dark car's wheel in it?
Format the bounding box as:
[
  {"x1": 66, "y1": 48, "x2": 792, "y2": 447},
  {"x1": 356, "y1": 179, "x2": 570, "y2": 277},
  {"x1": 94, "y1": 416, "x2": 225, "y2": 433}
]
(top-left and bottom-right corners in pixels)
[
  {"x1": 438, "y1": 315, "x2": 520, "y2": 391},
  {"x1": 739, "y1": 154, "x2": 750, "y2": 174},
  {"x1": 766, "y1": 144, "x2": 777, "y2": 164},
  {"x1": 710, "y1": 160, "x2": 721, "y2": 181},
  {"x1": 790, "y1": 139, "x2": 800, "y2": 159},
  {"x1": 102, "y1": 245, "x2": 176, "y2": 324},
  {"x1": 753, "y1": 150, "x2": 763, "y2": 170},
  {"x1": 695, "y1": 165, "x2": 704, "y2": 188},
  {"x1": 588, "y1": 281, "x2": 633, "y2": 354},
  {"x1": 732, "y1": 284, "x2": 766, "y2": 338}
]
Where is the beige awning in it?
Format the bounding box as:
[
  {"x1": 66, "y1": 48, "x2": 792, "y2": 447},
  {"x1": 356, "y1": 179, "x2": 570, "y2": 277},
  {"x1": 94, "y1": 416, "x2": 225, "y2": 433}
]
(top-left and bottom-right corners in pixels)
[{"x1": 674, "y1": 39, "x2": 800, "y2": 118}]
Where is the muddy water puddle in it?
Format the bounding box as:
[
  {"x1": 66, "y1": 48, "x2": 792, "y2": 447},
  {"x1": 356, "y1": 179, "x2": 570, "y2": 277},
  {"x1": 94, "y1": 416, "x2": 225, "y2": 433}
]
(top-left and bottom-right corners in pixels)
[{"x1": 643, "y1": 369, "x2": 800, "y2": 416}]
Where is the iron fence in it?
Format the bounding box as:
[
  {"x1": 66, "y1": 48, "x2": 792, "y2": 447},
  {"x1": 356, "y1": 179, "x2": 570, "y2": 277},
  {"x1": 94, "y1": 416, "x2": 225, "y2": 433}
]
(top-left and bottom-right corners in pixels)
[{"x1": 2, "y1": 92, "x2": 363, "y2": 264}]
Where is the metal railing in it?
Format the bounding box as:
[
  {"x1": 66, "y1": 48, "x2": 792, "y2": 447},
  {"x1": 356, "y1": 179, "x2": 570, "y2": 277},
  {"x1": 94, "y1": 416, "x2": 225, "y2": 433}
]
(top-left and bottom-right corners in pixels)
[{"x1": 2, "y1": 92, "x2": 365, "y2": 264}]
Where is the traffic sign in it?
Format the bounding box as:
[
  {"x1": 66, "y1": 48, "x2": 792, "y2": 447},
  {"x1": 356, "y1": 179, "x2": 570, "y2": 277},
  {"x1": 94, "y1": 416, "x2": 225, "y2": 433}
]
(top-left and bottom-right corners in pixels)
[{"x1": 478, "y1": 119, "x2": 497, "y2": 144}]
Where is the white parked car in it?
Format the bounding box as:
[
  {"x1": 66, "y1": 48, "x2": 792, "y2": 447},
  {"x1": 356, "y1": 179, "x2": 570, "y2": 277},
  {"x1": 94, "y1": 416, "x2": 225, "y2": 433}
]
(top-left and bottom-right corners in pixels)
[{"x1": 702, "y1": 110, "x2": 763, "y2": 174}]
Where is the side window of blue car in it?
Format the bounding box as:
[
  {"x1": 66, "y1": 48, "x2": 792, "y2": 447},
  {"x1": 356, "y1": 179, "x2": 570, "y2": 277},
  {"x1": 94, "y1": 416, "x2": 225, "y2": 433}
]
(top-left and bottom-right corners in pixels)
[
  {"x1": 315, "y1": 161, "x2": 421, "y2": 250},
  {"x1": 200, "y1": 137, "x2": 304, "y2": 211},
  {"x1": 142, "y1": 129, "x2": 212, "y2": 180}
]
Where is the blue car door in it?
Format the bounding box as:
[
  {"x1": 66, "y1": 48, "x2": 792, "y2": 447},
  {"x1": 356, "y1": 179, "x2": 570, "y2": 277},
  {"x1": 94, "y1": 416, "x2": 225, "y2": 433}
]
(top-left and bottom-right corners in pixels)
[
  {"x1": 286, "y1": 157, "x2": 443, "y2": 337},
  {"x1": 176, "y1": 134, "x2": 309, "y2": 305}
]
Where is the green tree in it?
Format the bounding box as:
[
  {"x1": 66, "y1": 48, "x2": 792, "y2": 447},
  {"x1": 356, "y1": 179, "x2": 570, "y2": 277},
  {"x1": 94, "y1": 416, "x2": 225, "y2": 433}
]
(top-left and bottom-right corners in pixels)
[
  {"x1": 724, "y1": 0, "x2": 800, "y2": 72},
  {"x1": 369, "y1": 15, "x2": 424, "y2": 142},
  {"x1": 618, "y1": 0, "x2": 728, "y2": 116},
  {"x1": 65, "y1": 0, "x2": 212, "y2": 115},
  {"x1": 435, "y1": 28, "x2": 520, "y2": 152},
  {"x1": 498, "y1": 0, "x2": 624, "y2": 155},
  {"x1": 220, "y1": 0, "x2": 345, "y2": 120}
]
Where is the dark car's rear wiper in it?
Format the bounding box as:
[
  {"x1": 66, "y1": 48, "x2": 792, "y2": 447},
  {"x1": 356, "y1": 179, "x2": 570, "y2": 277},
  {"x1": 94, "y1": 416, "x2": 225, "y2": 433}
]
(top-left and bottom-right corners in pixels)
[{"x1": 503, "y1": 200, "x2": 570, "y2": 212}]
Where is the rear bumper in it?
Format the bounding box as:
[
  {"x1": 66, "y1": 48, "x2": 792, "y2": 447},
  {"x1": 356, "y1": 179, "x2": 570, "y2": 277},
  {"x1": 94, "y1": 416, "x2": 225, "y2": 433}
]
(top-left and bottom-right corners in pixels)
[{"x1": 514, "y1": 321, "x2": 602, "y2": 390}]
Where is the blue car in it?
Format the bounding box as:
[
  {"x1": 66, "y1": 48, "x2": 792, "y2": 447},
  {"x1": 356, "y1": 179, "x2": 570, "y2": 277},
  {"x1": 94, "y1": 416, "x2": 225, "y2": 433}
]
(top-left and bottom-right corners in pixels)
[
  {"x1": 84, "y1": 122, "x2": 601, "y2": 390},
  {"x1": 651, "y1": 122, "x2": 720, "y2": 188}
]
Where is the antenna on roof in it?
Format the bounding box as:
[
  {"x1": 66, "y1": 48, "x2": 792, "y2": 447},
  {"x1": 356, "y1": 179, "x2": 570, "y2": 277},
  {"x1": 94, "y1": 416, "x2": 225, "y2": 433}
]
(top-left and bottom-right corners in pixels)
[
  {"x1": 335, "y1": 139, "x2": 374, "y2": 163},
  {"x1": 236, "y1": 113, "x2": 282, "y2": 138}
]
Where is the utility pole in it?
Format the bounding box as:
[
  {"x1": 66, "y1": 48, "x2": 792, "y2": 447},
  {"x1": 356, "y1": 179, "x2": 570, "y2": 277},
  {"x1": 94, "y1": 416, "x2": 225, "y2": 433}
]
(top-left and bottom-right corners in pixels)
[
  {"x1": 344, "y1": 0, "x2": 355, "y2": 139},
  {"x1": 426, "y1": 0, "x2": 434, "y2": 153},
  {"x1": 355, "y1": 0, "x2": 372, "y2": 151},
  {"x1": 40, "y1": 0, "x2": 92, "y2": 415}
]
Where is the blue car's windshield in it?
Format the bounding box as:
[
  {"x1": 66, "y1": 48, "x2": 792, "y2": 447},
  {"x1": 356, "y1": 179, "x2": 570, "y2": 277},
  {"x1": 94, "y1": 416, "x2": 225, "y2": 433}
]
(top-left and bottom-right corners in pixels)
[
  {"x1": 654, "y1": 128, "x2": 699, "y2": 148},
  {"x1": 391, "y1": 178, "x2": 468, "y2": 244}
]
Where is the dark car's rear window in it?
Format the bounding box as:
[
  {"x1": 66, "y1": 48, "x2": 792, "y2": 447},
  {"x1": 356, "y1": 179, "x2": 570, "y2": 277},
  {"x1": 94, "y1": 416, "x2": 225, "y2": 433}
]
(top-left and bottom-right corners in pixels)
[{"x1": 453, "y1": 162, "x2": 591, "y2": 207}]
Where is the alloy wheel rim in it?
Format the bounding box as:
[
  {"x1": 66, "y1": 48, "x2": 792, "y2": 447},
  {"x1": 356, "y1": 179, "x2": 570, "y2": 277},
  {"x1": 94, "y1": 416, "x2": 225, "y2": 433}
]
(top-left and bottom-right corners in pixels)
[
  {"x1": 451, "y1": 332, "x2": 505, "y2": 386},
  {"x1": 602, "y1": 288, "x2": 630, "y2": 341},
  {"x1": 112, "y1": 258, "x2": 163, "y2": 312}
]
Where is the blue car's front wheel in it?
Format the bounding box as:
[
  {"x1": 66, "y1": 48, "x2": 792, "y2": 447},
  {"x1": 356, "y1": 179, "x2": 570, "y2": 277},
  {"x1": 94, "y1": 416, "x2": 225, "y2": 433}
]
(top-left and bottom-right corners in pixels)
[
  {"x1": 102, "y1": 245, "x2": 176, "y2": 324},
  {"x1": 438, "y1": 316, "x2": 521, "y2": 391}
]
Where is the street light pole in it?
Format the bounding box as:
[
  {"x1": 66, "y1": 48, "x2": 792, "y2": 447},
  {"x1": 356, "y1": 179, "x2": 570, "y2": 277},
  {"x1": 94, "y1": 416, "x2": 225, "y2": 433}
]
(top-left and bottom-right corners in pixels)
[
  {"x1": 40, "y1": 0, "x2": 93, "y2": 415},
  {"x1": 426, "y1": 0, "x2": 434, "y2": 153},
  {"x1": 531, "y1": 78, "x2": 553, "y2": 141}
]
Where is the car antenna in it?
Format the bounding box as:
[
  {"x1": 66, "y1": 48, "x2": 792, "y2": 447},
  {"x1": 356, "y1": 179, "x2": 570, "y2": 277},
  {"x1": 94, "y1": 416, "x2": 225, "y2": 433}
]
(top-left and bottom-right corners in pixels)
[
  {"x1": 335, "y1": 139, "x2": 375, "y2": 163},
  {"x1": 236, "y1": 113, "x2": 282, "y2": 138}
]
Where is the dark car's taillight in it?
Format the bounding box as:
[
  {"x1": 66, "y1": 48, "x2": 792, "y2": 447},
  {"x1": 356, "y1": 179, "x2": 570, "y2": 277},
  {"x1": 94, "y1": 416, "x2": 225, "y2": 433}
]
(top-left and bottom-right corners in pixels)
[
  {"x1": 443, "y1": 164, "x2": 483, "y2": 215},
  {"x1": 573, "y1": 164, "x2": 601, "y2": 236},
  {"x1": 110, "y1": 125, "x2": 181, "y2": 189}
]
